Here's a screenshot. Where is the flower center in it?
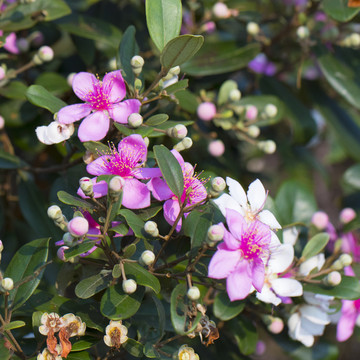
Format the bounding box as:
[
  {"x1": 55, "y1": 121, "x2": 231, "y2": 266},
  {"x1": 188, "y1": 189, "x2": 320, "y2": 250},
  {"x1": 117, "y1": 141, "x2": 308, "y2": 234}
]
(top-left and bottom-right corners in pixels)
[{"x1": 86, "y1": 82, "x2": 111, "y2": 111}]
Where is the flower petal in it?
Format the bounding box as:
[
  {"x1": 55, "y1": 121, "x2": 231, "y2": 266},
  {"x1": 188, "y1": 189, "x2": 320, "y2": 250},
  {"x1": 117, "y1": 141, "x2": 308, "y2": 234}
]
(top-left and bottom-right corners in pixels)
[
  {"x1": 222, "y1": 225, "x2": 240, "y2": 250},
  {"x1": 250, "y1": 258, "x2": 265, "y2": 292},
  {"x1": 226, "y1": 208, "x2": 247, "y2": 240},
  {"x1": 86, "y1": 155, "x2": 113, "y2": 176},
  {"x1": 102, "y1": 70, "x2": 126, "y2": 103},
  {"x1": 208, "y1": 248, "x2": 242, "y2": 279},
  {"x1": 163, "y1": 199, "x2": 182, "y2": 231},
  {"x1": 137, "y1": 167, "x2": 163, "y2": 179},
  {"x1": 247, "y1": 179, "x2": 266, "y2": 213},
  {"x1": 170, "y1": 149, "x2": 185, "y2": 167},
  {"x1": 226, "y1": 261, "x2": 252, "y2": 301},
  {"x1": 109, "y1": 99, "x2": 141, "y2": 124},
  {"x1": 300, "y1": 305, "x2": 330, "y2": 325},
  {"x1": 35, "y1": 126, "x2": 53, "y2": 145},
  {"x1": 272, "y1": 278, "x2": 303, "y2": 297},
  {"x1": 72, "y1": 72, "x2": 99, "y2": 101},
  {"x1": 57, "y1": 103, "x2": 92, "y2": 125},
  {"x1": 258, "y1": 209, "x2": 281, "y2": 229},
  {"x1": 122, "y1": 178, "x2": 150, "y2": 209},
  {"x1": 268, "y1": 244, "x2": 294, "y2": 274},
  {"x1": 147, "y1": 177, "x2": 173, "y2": 201},
  {"x1": 256, "y1": 284, "x2": 281, "y2": 306},
  {"x1": 337, "y1": 307, "x2": 357, "y2": 342},
  {"x1": 118, "y1": 134, "x2": 147, "y2": 163},
  {"x1": 226, "y1": 177, "x2": 247, "y2": 208},
  {"x1": 212, "y1": 193, "x2": 243, "y2": 218},
  {"x1": 78, "y1": 112, "x2": 109, "y2": 142},
  {"x1": 46, "y1": 121, "x2": 74, "y2": 143}
]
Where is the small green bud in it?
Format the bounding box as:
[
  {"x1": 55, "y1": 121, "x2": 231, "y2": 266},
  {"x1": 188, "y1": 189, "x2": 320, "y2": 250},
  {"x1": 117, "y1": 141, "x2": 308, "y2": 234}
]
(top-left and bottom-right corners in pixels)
[
  {"x1": 339, "y1": 253, "x2": 352, "y2": 267},
  {"x1": 264, "y1": 104, "x2": 278, "y2": 118},
  {"x1": 229, "y1": 88, "x2": 241, "y2": 102},
  {"x1": 173, "y1": 137, "x2": 193, "y2": 152},
  {"x1": 144, "y1": 221, "x2": 159, "y2": 237},
  {"x1": 1, "y1": 277, "x2": 14, "y2": 291},
  {"x1": 297, "y1": 26, "x2": 310, "y2": 39},
  {"x1": 187, "y1": 286, "x2": 201, "y2": 301},
  {"x1": 140, "y1": 250, "x2": 156, "y2": 266},
  {"x1": 122, "y1": 279, "x2": 137, "y2": 294},
  {"x1": 323, "y1": 271, "x2": 342, "y2": 286},
  {"x1": 247, "y1": 125, "x2": 260, "y2": 138},
  {"x1": 79, "y1": 177, "x2": 94, "y2": 197},
  {"x1": 247, "y1": 22, "x2": 260, "y2": 36}
]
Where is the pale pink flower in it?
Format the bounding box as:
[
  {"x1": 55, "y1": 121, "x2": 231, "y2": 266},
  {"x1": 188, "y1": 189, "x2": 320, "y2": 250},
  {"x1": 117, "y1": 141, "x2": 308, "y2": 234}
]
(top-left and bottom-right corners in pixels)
[
  {"x1": 57, "y1": 71, "x2": 141, "y2": 142},
  {"x1": 0, "y1": 30, "x2": 19, "y2": 54}
]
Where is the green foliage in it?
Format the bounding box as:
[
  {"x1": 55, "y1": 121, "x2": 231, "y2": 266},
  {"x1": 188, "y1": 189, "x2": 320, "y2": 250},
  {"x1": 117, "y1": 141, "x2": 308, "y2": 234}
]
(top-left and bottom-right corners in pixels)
[
  {"x1": 323, "y1": 0, "x2": 360, "y2": 21},
  {"x1": 213, "y1": 292, "x2": 245, "y2": 321},
  {"x1": 301, "y1": 233, "x2": 330, "y2": 260},
  {"x1": 26, "y1": 85, "x2": 67, "y2": 114},
  {"x1": 75, "y1": 271, "x2": 113, "y2": 299}
]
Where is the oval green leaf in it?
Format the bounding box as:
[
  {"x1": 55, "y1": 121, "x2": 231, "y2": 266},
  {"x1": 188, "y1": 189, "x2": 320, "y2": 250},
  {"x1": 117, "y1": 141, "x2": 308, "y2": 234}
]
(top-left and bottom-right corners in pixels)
[
  {"x1": 26, "y1": 85, "x2": 67, "y2": 114},
  {"x1": 75, "y1": 271, "x2": 112, "y2": 299},
  {"x1": 323, "y1": 0, "x2": 360, "y2": 21},
  {"x1": 57, "y1": 191, "x2": 95, "y2": 213},
  {"x1": 123, "y1": 338, "x2": 144, "y2": 357},
  {"x1": 64, "y1": 241, "x2": 97, "y2": 260},
  {"x1": 3, "y1": 321, "x2": 26, "y2": 331},
  {"x1": 343, "y1": 164, "x2": 360, "y2": 189},
  {"x1": 183, "y1": 209, "x2": 213, "y2": 248},
  {"x1": 301, "y1": 233, "x2": 330, "y2": 260},
  {"x1": 213, "y1": 292, "x2": 245, "y2": 321},
  {"x1": 124, "y1": 262, "x2": 161, "y2": 294},
  {"x1": 146, "y1": 114, "x2": 169, "y2": 126}
]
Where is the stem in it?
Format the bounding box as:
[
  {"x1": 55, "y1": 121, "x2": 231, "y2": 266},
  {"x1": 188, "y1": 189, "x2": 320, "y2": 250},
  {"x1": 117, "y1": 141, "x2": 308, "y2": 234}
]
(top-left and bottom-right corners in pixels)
[
  {"x1": 141, "y1": 67, "x2": 168, "y2": 99},
  {"x1": 120, "y1": 261, "x2": 127, "y2": 280},
  {"x1": 155, "y1": 334, "x2": 182, "y2": 348}
]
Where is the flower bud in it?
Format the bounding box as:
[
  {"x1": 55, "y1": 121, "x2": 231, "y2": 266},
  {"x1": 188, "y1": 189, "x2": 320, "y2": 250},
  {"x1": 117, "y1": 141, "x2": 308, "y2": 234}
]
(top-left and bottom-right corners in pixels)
[
  {"x1": 0, "y1": 67, "x2": 5, "y2": 81},
  {"x1": 267, "y1": 317, "x2": 284, "y2": 334},
  {"x1": 311, "y1": 211, "x2": 329, "y2": 230},
  {"x1": 169, "y1": 66, "x2": 180, "y2": 75},
  {"x1": 29, "y1": 31, "x2": 44, "y2": 47},
  {"x1": 323, "y1": 271, "x2": 341, "y2": 286},
  {"x1": 211, "y1": 177, "x2": 226, "y2": 192},
  {"x1": 247, "y1": 22, "x2": 260, "y2": 36},
  {"x1": 109, "y1": 176, "x2": 125, "y2": 197},
  {"x1": 16, "y1": 38, "x2": 30, "y2": 52},
  {"x1": 201, "y1": 21, "x2": 216, "y2": 33},
  {"x1": 83, "y1": 150, "x2": 95, "y2": 165},
  {"x1": 212, "y1": 2, "x2": 231, "y2": 18},
  {"x1": 197, "y1": 102, "x2": 217, "y2": 121},
  {"x1": 79, "y1": 177, "x2": 94, "y2": 197},
  {"x1": 128, "y1": 113, "x2": 143, "y2": 128},
  {"x1": 339, "y1": 253, "x2": 352, "y2": 267},
  {"x1": 0, "y1": 240, "x2": 3, "y2": 252},
  {"x1": 63, "y1": 232, "x2": 76, "y2": 247},
  {"x1": 68, "y1": 217, "x2": 89, "y2": 238},
  {"x1": 47, "y1": 205, "x2": 63, "y2": 221},
  {"x1": 229, "y1": 88, "x2": 241, "y2": 102},
  {"x1": 38, "y1": 46, "x2": 54, "y2": 62},
  {"x1": 140, "y1": 250, "x2": 155, "y2": 266},
  {"x1": 168, "y1": 124, "x2": 188, "y2": 139},
  {"x1": 258, "y1": 140, "x2": 276, "y2": 154},
  {"x1": 297, "y1": 26, "x2": 310, "y2": 39},
  {"x1": 144, "y1": 137, "x2": 150, "y2": 147},
  {"x1": 247, "y1": 125, "x2": 260, "y2": 138},
  {"x1": 1, "y1": 277, "x2": 14, "y2": 291},
  {"x1": 264, "y1": 104, "x2": 278, "y2": 118},
  {"x1": 131, "y1": 55, "x2": 144, "y2": 68},
  {"x1": 207, "y1": 224, "x2": 225, "y2": 243},
  {"x1": 0, "y1": 115, "x2": 5, "y2": 130},
  {"x1": 339, "y1": 208, "x2": 356, "y2": 224},
  {"x1": 187, "y1": 286, "x2": 201, "y2": 301},
  {"x1": 144, "y1": 221, "x2": 159, "y2": 237},
  {"x1": 208, "y1": 140, "x2": 225, "y2": 157},
  {"x1": 350, "y1": 33, "x2": 360, "y2": 47},
  {"x1": 245, "y1": 105, "x2": 258, "y2": 120},
  {"x1": 331, "y1": 259, "x2": 343, "y2": 270},
  {"x1": 173, "y1": 137, "x2": 193, "y2": 152},
  {"x1": 57, "y1": 246, "x2": 69, "y2": 261},
  {"x1": 122, "y1": 279, "x2": 137, "y2": 294},
  {"x1": 67, "y1": 72, "x2": 76, "y2": 87}
]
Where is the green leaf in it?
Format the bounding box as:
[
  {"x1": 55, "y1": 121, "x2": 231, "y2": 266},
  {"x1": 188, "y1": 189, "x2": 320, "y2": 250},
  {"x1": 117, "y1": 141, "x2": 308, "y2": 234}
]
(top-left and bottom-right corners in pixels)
[
  {"x1": 83, "y1": 141, "x2": 110, "y2": 155},
  {"x1": 57, "y1": 191, "x2": 95, "y2": 213},
  {"x1": 0, "y1": 338, "x2": 10, "y2": 360},
  {"x1": 153, "y1": 145, "x2": 184, "y2": 200},
  {"x1": 67, "y1": 352, "x2": 91, "y2": 360},
  {"x1": 110, "y1": 223, "x2": 130, "y2": 236},
  {"x1": 117, "y1": 25, "x2": 139, "y2": 86},
  {"x1": 137, "y1": 205, "x2": 163, "y2": 221},
  {"x1": 100, "y1": 283, "x2": 145, "y2": 319},
  {"x1": 0, "y1": 149, "x2": 27, "y2": 169},
  {"x1": 160, "y1": 35, "x2": 204, "y2": 70},
  {"x1": 146, "y1": 0, "x2": 182, "y2": 51},
  {"x1": 151, "y1": 294, "x2": 166, "y2": 341},
  {"x1": 5, "y1": 238, "x2": 50, "y2": 310},
  {"x1": 343, "y1": 164, "x2": 360, "y2": 189},
  {"x1": 122, "y1": 243, "x2": 137, "y2": 259},
  {"x1": 75, "y1": 271, "x2": 113, "y2": 299},
  {"x1": 301, "y1": 233, "x2": 330, "y2": 260},
  {"x1": 35, "y1": 72, "x2": 70, "y2": 95},
  {"x1": 124, "y1": 262, "x2": 161, "y2": 294},
  {"x1": 275, "y1": 180, "x2": 317, "y2": 225},
  {"x1": 183, "y1": 209, "x2": 213, "y2": 248},
  {"x1": 3, "y1": 321, "x2": 26, "y2": 331},
  {"x1": 174, "y1": 90, "x2": 198, "y2": 113},
  {"x1": 323, "y1": 0, "x2": 360, "y2": 21},
  {"x1": 64, "y1": 241, "x2": 97, "y2": 260},
  {"x1": 163, "y1": 79, "x2": 189, "y2": 94},
  {"x1": 114, "y1": 123, "x2": 154, "y2": 137},
  {"x1": 146, "y1": 114, "x2": 169, "y2": 126},
  {"x1": 71, "y1": 337, "x2": 99, "y2": 352},
  {"x1": 119, "y1": 209, "x2": 150, "y2": 239},
  {"x1": 26, "y1": 85, "x2": 67, "y2": 114},
  {"x1": 218, "y1": 80, "x2": 238, "y2": 106},
  {"x1": 318, "y1": 53, "x2": 360, "y2": 110},
  {"x1": 182, "y1": 41, "x2": 260, "y2": 76},
  {"x1": 123, "y1": 338, "x2": 144, "y2": 357},
  {"x1": 0, "y1": 81, "x2": 28, "y2": 100},
  {"x1": 213, "y1": 292, "x2": 245, "y2": 321},
  {"x1": 231, "y1": 317, "x2": 258, "y2": 356},
  {"x1": 112, "y1": 264, "x2": 122, "y2": 279},
  {"x1": 304, "y1": 275, "x2": 360, "y2": 300}
]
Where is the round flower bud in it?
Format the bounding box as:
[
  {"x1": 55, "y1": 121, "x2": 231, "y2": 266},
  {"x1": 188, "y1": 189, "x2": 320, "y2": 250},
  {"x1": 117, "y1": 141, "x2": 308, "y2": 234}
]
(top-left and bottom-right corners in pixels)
[
  {"x1": 1, "y1": 277, "x2": 14, "y2": 291},
  {"x1": 79, "y1": 177, "x2": 94, "y2": 197},
  {"x1": 247, "y1": 22, "x2": 260, "y2": 36},
  {"x1": 130, "y1": 55, "x2": 145, "y2": 69},
  {"x1": 140, "y1": 250, "x2": 155, "y2": 266},
  {"x1": 350, "y1": 33, "x2": 360, "y2": 47},
  {"x1": 247, "y1": 125, "x2": 260, "y2": 138},
  {"x1": 169, "y1": 66, "x2": 181, "y2": 75},
  {"x1": 32, "y1": 53, "x2": 42, "y2": 65},
  {"x1": 68, "y1": 217, "x2": 89, "y2": 238},
  {"x1": 264, "y1": 104, "x2": 278, "y2": 118},
  {"x1": 108, "y1": 57, "x2": 117, "y2": 71},
  {"x1": 339, "y1": 208, "x2": 356, "y2": 224},
  {"x1": 211, "y1": 177, "x2": 226, "y2": 192},
  {"x1": 109, "y1": 176, "x2": 125, "y2": 195},
  {"x1": 229, "y1": 88, "x2": 241, "y2": 102},
  {"x1": 311, "y1": 211, "x2": 329, "y2": 230},
  {"x1": 0, "y1": 115, "x2": 5, "y2": 130},
  {"x1": 197, "y1": 102, "x2": 217, "y2": 121},
  {"x1": 67, "y1": 72, "x2": 76, "y2": 87},
  {"x1": 208, "y1": 140, "x2": 225, "y2": 157},
  {"x1": 173, "y1": 137, "x2": 193, "y2": 152},
  {"x1": 267, "y1": 317, "x2": 284, "y2": 334},
  {"x1": 187, "y1": 286, "x2": 201, "y2": 301},
  {"x1": 171, "y1": 124, "x2": 188, "y2": 139},
  {"x1": 324, "y1": 271, "x2": 341, "y2": 286},
  {"x1": 212, "y1": 2, "x2": 230, "y2": 18},
  {"x1": 128, "y1": 113, "x2": 143, "y2": 128},
  {"x1": 16, "y1": 38, "x2": 30, "y2": 52},
  {"x1": 202, "y1": 21, "x2": 216, "y2": 33},
  {"x1": 38, "y1": 46, "x2": 54, "y2": 62},
  {"x1": 47, "y1": 205, "x2": 63, "y2": 221},
  {"x1": 297, "y1": 26, "x2": 310, "y2": 39},
  {"x1": 57, "y1": 246, "x2": 69, "y2": 261},
  {"x1": 331, "y1": 259, "x2": 343, "y2": 270},
  {"x1": 245, "y1": 105, "x2": 258, "y2": 121},
  {"x1": 122, "y1": 279, "x2": 137, "y2": 294},
  {"x1": 0, "y1": 67, "x2": 5, "y2": 81},
  {"x1": 207, "y1": 224, "x2": 225, "y2": 242},
  {"x1": 339, "y1": 253, "x2": 352, "y2": 267},
  {"x1": 258, "y1": 140, "x2": 276, "y2": 154},
  {"x1": 144, "y1": 221, "x2": 159, "y2": 237}
]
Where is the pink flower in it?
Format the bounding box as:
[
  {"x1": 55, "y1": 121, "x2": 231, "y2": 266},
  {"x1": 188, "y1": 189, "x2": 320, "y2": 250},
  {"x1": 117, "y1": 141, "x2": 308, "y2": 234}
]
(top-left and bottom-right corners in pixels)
[
  {"x1": 0, "y1": 30, "x2": 19, "y2": 54},
  {"x1": 336, "y1": 266, "x2": 360, "y2": 342},
  {"x1": 78, "y1": 134, "x2": 161, "y2": 209},
  {"x1": 208, "y1": 209, "x2": 272, "y2": 301},
  {"x1": 147, "y1": 150, "x2": 207, "y2": 231},
  {"x1": 57, "y1": 71, "x2": 141, "y2": 142}
]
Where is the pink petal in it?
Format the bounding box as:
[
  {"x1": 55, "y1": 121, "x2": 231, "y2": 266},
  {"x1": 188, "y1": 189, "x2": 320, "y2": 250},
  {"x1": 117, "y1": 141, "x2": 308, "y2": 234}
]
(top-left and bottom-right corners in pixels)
[
  {"x1": 226, "y1": 260, "x2": 252, "y2": 301},
  {"x1": 208, "y1": 248, "x2": 241, "y2": 279},
  {"x1": 222, "y1": 225, "x2": 240, "y2": 250},
  {"x1": 122, "y1": 178, "x2": 150, "y2": 209},
  {"x1": 226, "y1": 208, "x2": 247, "y2": 240},
  {"x1": 4, "y1": 32, "x2": 19, "y2": 54},
  {"x1": 77, "y1": 178, "x2": 108, "y2": 198},
  {"x1": 86, "y1": 155, "x2": 113, "y2": 176},
  {"x1": 170, "y1": 149, "x2": 185, "y2": 167},
  {"x1": 250, "y1": 258, "x2": 265, "y2": 292},
  {"x1": 102, "y1": 70, "x2": 126, "y2": 103},
  {"x1": 78, "y1": 111, "x2": 109, "y2": 142},
  {"x1": 147, "y1": 178, "x2": 173, "y2": 201},
  {"x1": 118, "y1": 134, "x2": 147, "y2": 163},
  {"x1": 72, "y1": 72, "x2": 99, "y2": 101},
  {"x1": 137, "y1": 167, "x2": 162, "y2": 179},
  {"x1": 57, "y1": 103, "x2": 92, "y2": 125},
  {"x1": 163, "y1": 199, "x2": 182, "y2": 231},
  {"x1": 109, "y1": 99, "x2": 141, "y2": 124}
]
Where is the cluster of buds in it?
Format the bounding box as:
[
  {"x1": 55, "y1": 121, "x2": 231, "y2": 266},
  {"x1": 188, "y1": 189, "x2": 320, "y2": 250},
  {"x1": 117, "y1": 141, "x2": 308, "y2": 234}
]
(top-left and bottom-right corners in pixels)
[
  {"x1": 104, "y1": 320, "x2": 128, "y2": 348},
  {"x1": 340, "y1": 33, "x2": 360, "y2": 48},
  {"x1": 47, "y1": 205, "x2": 68, "y2": 231},
  {"x1": 38, "y1": 312, "x2": 86, "y2": 359},
  {"x1": 162, "y1": 66, "x2": 180, "y2": 88},
  {"x1": 173, "y1": 137, "x2": 193, "y2": 152},
  {"x1": 130, "y1": 55, "x2": 145, "y2": 76},
  {"x1": 144, "y1": 221, "x2": 159, "y2": 237},
  {"x1": 166, "y1": 124, "x2": 188, "y2": 139},
  {"x1": 209, "y1": 176, "x2": 226, "y2": 197},
  {"x1": 33, "y1": 46, "x2": 54, "y2": 65},
  {"x1": 79, "y1": 177, "x2": 94, "y2": 197}
]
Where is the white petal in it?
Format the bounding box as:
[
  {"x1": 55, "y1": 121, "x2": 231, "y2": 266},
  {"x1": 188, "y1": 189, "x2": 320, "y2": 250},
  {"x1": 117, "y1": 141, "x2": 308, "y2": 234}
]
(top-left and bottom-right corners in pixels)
[
  {"x1": 226, "y1": 177, "x2": 247, "y2": 208},
  {"x1": 256, "y1": 284, "x2": 281, "y2": 306},
  {"x1": 35, "y1": 126, "x2": 53, "y2": 145},
  {"x1": 258, "y1": 209, "x2": 281, "y2": 229},
  {"x1": 270, "y1": 230, "x2": 281, "y2": 248},
  {"x1": 297, "y1": 333, "x2": 315, "y2": 347},
  {"x1": 300, "y1": 316, "x2": 326, "y2": 336},
  {"x1": 212, "y1": 193, "x2": 243, "y2": 217},
  {"x1": 299, "y1": 254, "x2": 325, "y2": 276},
  {"x1": 247, "y1": 179, "x2": 266, "y2": 213},
  {"x1": 268, "y1": 244, "x2": 294, "y2": 273},
  {"x1": 46, "y1": 121, "x2": 73, "y2": 143},
  {"x1": 300, "y1": 305, "x2": 330, "y2": 325},
  {"x1": 272, "y1": 278, "x2": 303, "y2": 297},
  {"x1": 288, "y1": 312, "x2": 301, "y2": 336},
  {"x1": 282, "y1": 227, "x2": 299, "y2": 246}
]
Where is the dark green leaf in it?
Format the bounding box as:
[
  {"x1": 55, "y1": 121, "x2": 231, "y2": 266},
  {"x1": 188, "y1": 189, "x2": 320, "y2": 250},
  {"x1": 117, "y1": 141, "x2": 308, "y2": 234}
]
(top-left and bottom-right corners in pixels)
[
  {"x1": 26, "y1": 85, "x2": 67, "y2": 114},
  {"x1": 35, "y1": 73, "x2": 70, "y2": 95},
  {"x1": 5, "y1": 238, "x2": 50, "y2": 310},
  {"x1": 213, "y1": 292, "x2": 245, "y2": 321},
  {"x1": 301, "y1": 233, "x2": 330, "y2": 260},
  {"x1": 231, "y1": 317, "x2": 258, "y2": 356},
  {"x1": 151, "y1": 294, "x2": 165, "y2": 341},
  {"x1": 163, "y1": 79, "x2": 189, "y2": 94},
  {"x1": 0, "y1": 149, "x2": 27, "y2": 169},
  {"x1": 123, "y1": 338, "x2": 144, "y2": 357},
  {"x1": 174, "y1": 90, "x2": 198, "y2": 113},
  {"x1": 71, "y1": 337, "x2": 99, "y2": 352},
  {"x1": 137, "y1": 205, "x2": 163, "y2": 221},
  {"x1": 114, "y1": 123, "x2": 154, "y2": 137},
  {"x1": 100, "y1": 283, "x2": 145, "y2": 319},
  {"x1": 183, "y1": 209, "x2": 213, "y2": 248},
  {"x1": 146, "y1": 0, "x2": 182, "y2": 51},
  {"x1": 323, "y1": 0, "x2": 360, "y2": 21},
  {"x1": 112, "y1": 264, "x2": 122, "y2": 279},
  {"x1": 343, "y1": 164, "x2": 360, "y2": 189},
  {"x1": 153, "y1": 145, "x2": 184, "y2": 200},
  {"x1": 124, "y1": 262, "x2": 161, "y2": 294},
  {"x1": 0, "y1": 81, "x2": 27, "y2": 100},
  {"x1": 119, "y1": 209, "x2": 150, "y2": 239},
  {"x1": 122, "y1": 243, "x2": 137, "y2": 259},
  {"x1": 3, "y1": 321, "x2": 26, "y2": 331},
  {"x1": 146, "y1": 114, "x2": 169, "y2": 126},
  {"x1": 64, "y1": 241, "x2": 97, "y2": 260},
  {"x1": 57, "y1": 191, "x2": 95, "y2": 213},
  {"x1": 83, "y1": 141, "x2": 110, "y2": 155},
  {"x1": 67, "y1": 352, "x2": 91, "y2": 360},
  {"x1": 111, "y1": 223, "x2": 130, "y2": 236},
  {"x1": 75, "y1": 271, "x2": 112, "y2": 299},
  {"x1": 160, "y1": 35, "x2": 204, "y2": 70}
]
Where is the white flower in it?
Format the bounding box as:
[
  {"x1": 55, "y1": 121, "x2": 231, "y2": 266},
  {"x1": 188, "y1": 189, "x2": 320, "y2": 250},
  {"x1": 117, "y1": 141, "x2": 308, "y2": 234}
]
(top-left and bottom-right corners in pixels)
[
  {"x1": 282, "y1": 226, "x2": 299, "y2": 246},
  {"x1": 36, "y1": 120, "x2": 74, "y2": 145},
  {"x1": 213, "y1": 177, "x2": 281, "y2": 229},
  {"x1": 61, "y1": 313, "x2": 86, "y2": 337},
  {"x1": 39, "y1": 312, "x2": 62, "y2": 335},
  {"x1": 303, "y1": 292, "x2": 334, "y2": 313},
  {"x1": 299, "y1": 253, "x2": 325, "y2": 276},
  {"x1": 104, "y1": 320, "x2": 128, "y2": 348},
  {"x1": 257, "y1": 244, "x2": 303, "y2": 306}
]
